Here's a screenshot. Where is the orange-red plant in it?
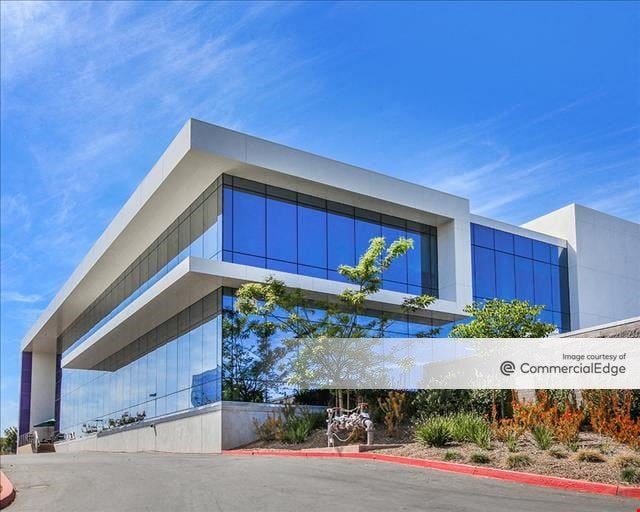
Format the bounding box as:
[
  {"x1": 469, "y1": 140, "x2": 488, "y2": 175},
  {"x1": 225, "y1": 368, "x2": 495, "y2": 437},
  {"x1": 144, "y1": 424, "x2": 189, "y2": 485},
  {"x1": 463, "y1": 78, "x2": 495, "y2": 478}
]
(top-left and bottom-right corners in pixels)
[
  {"x1": 492, "y1": 390, "x2": 583, "y2": 445},
  {"x1": 554, "y1": 406, "x2": 584, "y2": 443},
  {"x1": 582, "y1": 390, "x2": 640, "y2": 450}
]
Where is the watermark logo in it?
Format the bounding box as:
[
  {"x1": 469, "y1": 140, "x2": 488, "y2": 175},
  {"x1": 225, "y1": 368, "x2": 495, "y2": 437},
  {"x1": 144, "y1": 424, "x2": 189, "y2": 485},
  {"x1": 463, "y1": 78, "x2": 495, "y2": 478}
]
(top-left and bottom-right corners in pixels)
[{"x1": 500, "y1": 360, "x2": 516, "y2": 376}]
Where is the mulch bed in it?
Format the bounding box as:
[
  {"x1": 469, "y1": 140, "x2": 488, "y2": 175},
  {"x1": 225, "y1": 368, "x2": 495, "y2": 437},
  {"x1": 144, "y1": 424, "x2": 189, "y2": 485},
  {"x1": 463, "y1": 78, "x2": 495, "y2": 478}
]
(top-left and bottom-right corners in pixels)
[{"x1": 244, "y1": 428, "x2": 639, "y2": 486}]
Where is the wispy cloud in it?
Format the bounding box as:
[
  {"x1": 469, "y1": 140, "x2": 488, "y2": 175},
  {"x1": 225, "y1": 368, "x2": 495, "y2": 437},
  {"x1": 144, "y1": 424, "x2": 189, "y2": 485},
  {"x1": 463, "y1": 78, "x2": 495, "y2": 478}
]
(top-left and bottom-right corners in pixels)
[
  {"x1": 581, "y1": 176, "x2": 640, "y2": 221},
  {"x1": 410, "y1": 102, "x2": 640, "y2": 223},
  {"x1": 1, "y1": 1, "x2": 316, "y2": 281},
  {"x1": 526, "y1": 93, "x2": 604, "y2": 126},
  {"x1": 1, "y1": 291, "x2": 43, "y2": 304},
  {"x1": 1, "y1": 1, "x2": 319, "y2": 432}
]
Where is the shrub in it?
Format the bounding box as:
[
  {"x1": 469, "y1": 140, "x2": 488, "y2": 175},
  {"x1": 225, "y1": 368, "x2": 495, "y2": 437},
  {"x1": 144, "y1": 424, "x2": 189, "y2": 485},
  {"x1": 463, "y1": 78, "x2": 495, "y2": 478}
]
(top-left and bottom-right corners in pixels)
[
  {"x1": 599, "y1": 442, "x2": 614, "y2": 455},
  {"x1": 378, "y1": 391, "x2": 407, "y2": 435},
  {"x1": 576, "y1": 449, "x2": 605, "y2": 463},
  {"x1": 510, "y1": 390, "x2": 583, "y2": 437},
  {"x1": 491, "y1": 417, "x2": 525, "y2": 445},
  {"x1": 612, "y1": 454, "x2": 640, "y2": 469},
  {"x1": 450, "y1": 413, "x2": 491, "y2": 449},
  {"x1": 554, "y1": 406, "x2": 584, "y2": 444},
  {"x1": 415, "y1": 417, "x2": 453, "y2": 447},
  {"x1": 532, "y1": 425, "x2": 554, "y2": 450},
  {"x1": 281, "y1": 414, "x2": 315, "y2": 444},
  {"x1": 253, "y1": 407, "x2": 322, "y2": 444},
  {"x1": 469, "y1": 452, "x2": 490, "y2": 464},
  {"x1": 566, "y1": 439, "x2": 579, "y2": 452},
  {"x1": 443, "y1": 451, "x2": 463, "y2": 461},
  {"x1": 505, "y1": 432, "x2": 520, "y2": 453},
  {"x1": 253, "y1": 413, "x2": 283, "y2": 442},
  {"x1": 412, "y1": 390, "x2": 472, "y2": 419},
  {"x1": 620, "y1": 466, "x2": 640, "y2": 484},
  {"x1": 549, "y1": 448, "x2": 568, "y2": 459},
  {"x1": 506, "y1": 454, "x2": 532, "y2": 469},
  {"x1": 412, "y1": 389, "x2": 503, "y2": 420},
  {"x1": 582, "y1": 390, "x2": 640, "y2": 450}
]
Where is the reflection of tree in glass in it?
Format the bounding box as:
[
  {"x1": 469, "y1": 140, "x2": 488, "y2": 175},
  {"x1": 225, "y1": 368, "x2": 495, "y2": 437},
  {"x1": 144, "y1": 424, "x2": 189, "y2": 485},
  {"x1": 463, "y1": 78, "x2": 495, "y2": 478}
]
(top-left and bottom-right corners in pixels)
[
  {"x1": 234, "y1": 237, "x2": 436, "y2": 408},
  {"x1": 222, "y1": 307, "x2": 288, "y2": 402}
]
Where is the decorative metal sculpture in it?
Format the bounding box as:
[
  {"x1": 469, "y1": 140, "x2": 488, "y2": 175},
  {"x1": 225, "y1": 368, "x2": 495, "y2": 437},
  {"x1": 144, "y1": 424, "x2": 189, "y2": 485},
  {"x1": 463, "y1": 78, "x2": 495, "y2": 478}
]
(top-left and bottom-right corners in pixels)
[{"x1": 326, "y1": 402, "x2": 374, "y2": 447}]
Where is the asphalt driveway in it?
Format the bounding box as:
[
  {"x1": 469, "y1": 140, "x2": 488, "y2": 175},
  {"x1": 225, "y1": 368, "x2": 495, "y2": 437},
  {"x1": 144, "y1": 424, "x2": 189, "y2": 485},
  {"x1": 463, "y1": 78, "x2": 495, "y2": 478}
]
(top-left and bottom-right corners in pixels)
[{"x1": 1, "y1": 452, "x2": 636, "y2": 511}]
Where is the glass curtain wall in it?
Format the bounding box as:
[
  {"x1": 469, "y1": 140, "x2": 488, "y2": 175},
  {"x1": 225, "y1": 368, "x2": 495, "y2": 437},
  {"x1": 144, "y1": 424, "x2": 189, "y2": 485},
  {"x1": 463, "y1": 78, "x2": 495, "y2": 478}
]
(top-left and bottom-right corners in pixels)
[
  {"x1": 221, "y1": 288, "x2": 454, "y2": 403},
  {"x1": 471, "y1": 223, "x2": 570, "y2": 331},
  {"x1": 59, "y1": 174, "x2": 440, "y2": 360},
  {"x1": 59, "y1": 178, "x2": 224, "y2": 357},
  {"x1": 58, "y1": 174, "x2": 447, "y2": 430},
  {"x1": 59, "y1": 291, "x2": 222, "y2": 438},
  {"x1": 222, "y1": 175, "x2": 438, "y2": 296}
]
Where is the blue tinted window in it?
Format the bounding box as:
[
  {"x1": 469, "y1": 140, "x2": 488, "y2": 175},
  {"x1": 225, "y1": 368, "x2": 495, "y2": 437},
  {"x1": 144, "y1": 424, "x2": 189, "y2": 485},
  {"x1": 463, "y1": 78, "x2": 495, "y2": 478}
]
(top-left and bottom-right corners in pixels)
[
  {"x1": 328, "y1": 212, "x2": 355, "y2": 270},
  {"x1": 223, "y1": 187, "x2": 233, "y2": 253},
  {"x1": 407, "y1": 230, "x2": 427, "y2": 287},
  {"x1": 355, "y1": 218, "x2": 380, "y2": 259},
  {"x1": 495, "y1": 252, "x2": 515, "y2": 300},
  {"x1": 165, "y1": 338, "x2": 178, "y2": 413},
  {"x1": 233, "y1": 252, "x2": 265, "y2": 268},
  {"x1": 298, "y1": 264, "x2": 327, "y2": 279},
  {"x1": 539, "y1": 308, "x2": 553, "y2": 325},
  {"x1": 494, "y1": 230, "x2": 514, "y2": 253},
  {"x1": 560, "y1": 270, "x2": 571, "y2": 313},
  {"x1": 267, "y1": 259, "x2": 297, "y2": 274},
  {"x1": 550, "y1": 265, "x2": 562, "y2": 313},
  {"x1": 220, "y1": 176, "x2": 438, "y2": 297},
  {"x1": 471, "y1": 224, "x2": 569, "y2": 328},
  {"x1": 533, "y1": 261, "x2": 552, "y2": 309},
  {"x1": 473, "y1": 246, "x2": 496, "y2": 298},
  {"x1": 473, "y1": 224, "x2": 494, "y2": 249},
  {"x1": 514, "y1": 235, "x2": 533, "y2": 258},
  {"x1": 382, "y1": 224, "x2": 407, "y2": 285},
  {"x1": 515, "y1": 256, "x2": 534, "y2": 303},
  {"x1": 233, "y1": 189, "x2": 265, "y2": 257},
  {"x1": 266, "y1": 197, "x2": 297, "y2": 263},
  {"x1": 382, "y1": 280, "x2": 408, "y2": 293},
  {"x1": 553, "y1": 246, "x2": 568, "y2": 268},
  {"x1": 298, "y1": 205, "x2": 327, "y2": 269},
  {"x1": 532, "y1": 240, "x2": 551, "y2": 263}
]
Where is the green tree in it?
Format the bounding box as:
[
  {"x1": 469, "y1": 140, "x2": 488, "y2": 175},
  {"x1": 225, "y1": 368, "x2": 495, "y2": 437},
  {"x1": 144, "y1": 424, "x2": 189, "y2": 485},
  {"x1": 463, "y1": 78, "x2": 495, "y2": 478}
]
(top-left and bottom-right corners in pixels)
[
  {"x1": 448, "y1": 299, "x2": 555, "y2": 418},
  {"x1": 450, "y1": 299, "x2": 556, "y2": 338},
  {"x1": 2, "y1": 426, "x2": 17, "y2": 454},
  {"x1": 233, "y1": 237, "x2": 436, "y2": 408}
]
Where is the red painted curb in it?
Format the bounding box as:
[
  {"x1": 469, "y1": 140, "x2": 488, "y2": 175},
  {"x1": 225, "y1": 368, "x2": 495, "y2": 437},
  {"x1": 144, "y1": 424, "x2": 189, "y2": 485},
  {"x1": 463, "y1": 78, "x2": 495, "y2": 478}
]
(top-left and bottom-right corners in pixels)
[
  {"x1": 222, "y1": 449, "x2": 640, "y2": 499},
  {"x1": 0, "y1": 471, "x2": 16, "y2": 509}
]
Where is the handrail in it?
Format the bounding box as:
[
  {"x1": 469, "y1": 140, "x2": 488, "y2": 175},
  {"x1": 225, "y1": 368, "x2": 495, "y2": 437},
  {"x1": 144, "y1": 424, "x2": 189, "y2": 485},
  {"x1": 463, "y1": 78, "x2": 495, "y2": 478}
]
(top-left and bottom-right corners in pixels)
[{"x1": 18, "y1": 432, "x2": 32, "y2": 447}]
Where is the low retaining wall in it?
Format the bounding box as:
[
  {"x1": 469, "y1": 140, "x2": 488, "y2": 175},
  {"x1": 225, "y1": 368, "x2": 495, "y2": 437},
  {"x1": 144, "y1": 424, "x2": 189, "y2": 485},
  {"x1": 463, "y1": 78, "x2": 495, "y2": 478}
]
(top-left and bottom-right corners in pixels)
[
  {"x1": 53, "y1": 402, "x2": 326, "y2": 454},
  {"x1": 221, "y1": 402, "x2": 325, "y2": 450},
  {"x1": 56, "y1": 403, "x2": 222, "y2": 454}
]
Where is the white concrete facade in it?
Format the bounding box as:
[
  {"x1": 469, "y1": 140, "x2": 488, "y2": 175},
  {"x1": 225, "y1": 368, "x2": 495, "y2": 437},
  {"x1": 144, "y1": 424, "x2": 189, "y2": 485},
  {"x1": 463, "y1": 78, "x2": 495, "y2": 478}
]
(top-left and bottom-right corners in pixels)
[
  {"x1": 18, "y1": 119, "x2": 640, "y2": 452},
  {"x1": 523, "y1": 204, "x2": 640, "y2": 330}
]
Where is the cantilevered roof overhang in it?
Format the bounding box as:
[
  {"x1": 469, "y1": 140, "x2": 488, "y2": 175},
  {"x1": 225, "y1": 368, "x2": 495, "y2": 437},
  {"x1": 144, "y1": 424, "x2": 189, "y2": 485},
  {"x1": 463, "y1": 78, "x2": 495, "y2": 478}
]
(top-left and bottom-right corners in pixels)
[
  {"x1": 22, "y1": 119, "x2": 470, "y2": 355},
  {"x1": 62, "y1": 257, "x2": 466, "y2": 370}
]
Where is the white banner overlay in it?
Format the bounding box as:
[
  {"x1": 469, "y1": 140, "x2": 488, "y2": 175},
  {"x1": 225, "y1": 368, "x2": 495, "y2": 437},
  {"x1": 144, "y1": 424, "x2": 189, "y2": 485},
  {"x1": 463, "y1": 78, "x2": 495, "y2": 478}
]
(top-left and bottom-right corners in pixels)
[{"x1": 290, "y1": 338, "x2": 640, "y2": 390}]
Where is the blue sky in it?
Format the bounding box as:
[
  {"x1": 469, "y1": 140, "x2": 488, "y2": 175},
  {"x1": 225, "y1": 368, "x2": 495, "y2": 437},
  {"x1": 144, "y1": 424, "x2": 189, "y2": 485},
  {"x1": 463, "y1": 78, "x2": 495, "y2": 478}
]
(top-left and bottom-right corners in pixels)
[{"x1": 1, "y1": 1, "x2": 639, "y2": 431}]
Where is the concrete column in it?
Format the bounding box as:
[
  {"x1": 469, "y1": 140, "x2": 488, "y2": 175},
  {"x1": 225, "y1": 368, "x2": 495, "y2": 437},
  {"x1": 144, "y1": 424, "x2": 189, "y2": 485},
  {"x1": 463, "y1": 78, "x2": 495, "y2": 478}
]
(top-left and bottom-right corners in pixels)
[{"x1": 29, "y1": 351, "x2": 57, "y2": 428}]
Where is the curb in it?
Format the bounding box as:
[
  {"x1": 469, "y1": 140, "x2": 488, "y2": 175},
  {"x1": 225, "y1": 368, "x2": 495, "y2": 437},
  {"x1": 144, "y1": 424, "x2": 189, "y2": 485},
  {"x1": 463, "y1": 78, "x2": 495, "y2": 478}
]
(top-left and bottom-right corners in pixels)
[
  {"x1": 0, "y1": 471, "x2": 16, "y2": 509},
  {"x1": 222, "y1": 449, "x2": 640, "y2": 499}
]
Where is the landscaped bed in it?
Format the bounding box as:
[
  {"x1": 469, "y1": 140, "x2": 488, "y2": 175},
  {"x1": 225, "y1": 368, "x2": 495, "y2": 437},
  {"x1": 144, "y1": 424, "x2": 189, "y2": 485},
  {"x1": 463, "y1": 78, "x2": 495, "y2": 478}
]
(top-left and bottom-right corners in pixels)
[
  {"x1": 375, "y1": 430, "x2": 639, "y2": 486},
  {"x1": 245, "y1": 390, "x2": 640, "y2": 487},
  {"x1": 244, "y1": 428, "x2": 640, "y2": 486}
]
